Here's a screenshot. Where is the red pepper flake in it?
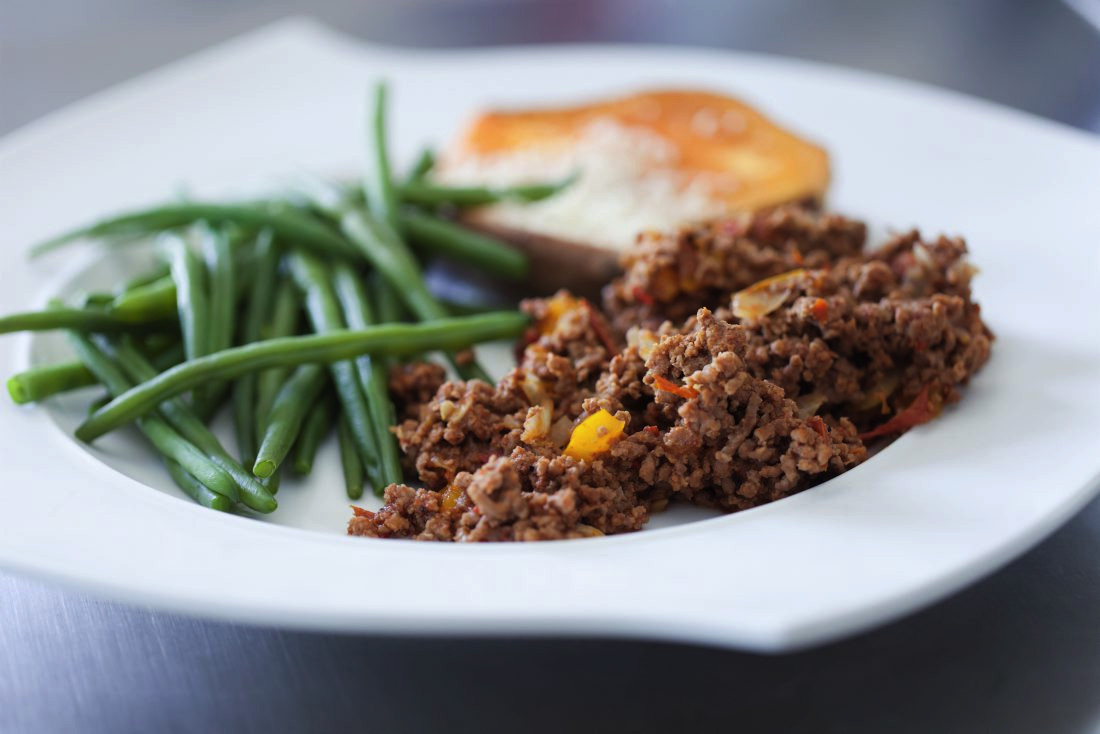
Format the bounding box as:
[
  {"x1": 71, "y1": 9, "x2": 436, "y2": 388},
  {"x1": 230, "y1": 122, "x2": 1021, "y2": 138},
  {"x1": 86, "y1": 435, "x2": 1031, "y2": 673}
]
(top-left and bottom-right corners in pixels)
[
  {"x1": 859, "y1": 384, "x2": 940, "y2": 441},
  {"x1": 631, "y1": 286, "x2": 656, "y2": 306},
  {"x1": 810, "y1": 298, "x2": 829, "y2": 324},
  {"x1": 790, "y1": 248, "x2": 804, "y2": 265},
  {"x1": 807, "y1": 415, "x2": 828, "y2": 437},
  {"x1": 643, "y1": 425, "x2": 660, "y2": 434},
  {"x1": 652, "y1": 375, "x2": 699, "y2": 400},
  {"x1": 351, "y1": 505, "x2": 373, "y2": 518},
  {"x1": 582, "y1": 299, "x2": 620, "y2": 354}
]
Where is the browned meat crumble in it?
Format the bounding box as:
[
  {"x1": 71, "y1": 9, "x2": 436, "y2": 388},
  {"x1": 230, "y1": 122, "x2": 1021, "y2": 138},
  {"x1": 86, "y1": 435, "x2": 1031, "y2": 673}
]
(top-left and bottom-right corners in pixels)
[
  {"x1": 602, "y1": 206, "x2": 866, "y2": 333},
  {"x1": 348, "y1": 206, "x2": 993, "y2": 542}
]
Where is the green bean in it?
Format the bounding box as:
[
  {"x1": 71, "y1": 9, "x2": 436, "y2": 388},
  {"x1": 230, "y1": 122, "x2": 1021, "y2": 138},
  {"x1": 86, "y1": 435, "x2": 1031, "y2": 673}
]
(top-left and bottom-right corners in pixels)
[
  {"x1": 370, "y1": 270, "x2": 411, "y2": 324},
  {"x1": 335, "y1": 205, "x2": 490, "y2": 381},
  {"x1": 337, "y1": 413, "x2": 365, "y2": 500},
  {"x1": 287, "y1": 252, "x2": 381, "y2": 473},
  {"x1": 141, "y1": 332, "x2": 179, "y2": 357},
  {"x1": 442, "y1": 299, "x2": 502, "y2": 317},
  {"x1": 406, "y1": 148, "x2": 436, "y2": 183},
  {"x1": 7, "y1": 339, "x2": 184, "y2": 406},
  {"x1": 254, "y1": 280, "x2": 300, "y2": 446},
  {"x1": 164, "y1": 233, "x2": 209, "y2": 362},
  {"x1": 332, "y1": 261, "x2": 403, "y2": 488},
  {"x1": 149, "y1": 342, "x2": 185, "y2": 372},
  {"x1": 165, "y1": 459, "x2": 232, "y2": 512},
  {"x1": 356, "y1": 82, "x2": 490, "y2": 379},
  {"x1": 0, "y1": 306, "x2": 169, "y2": 334},
  {"x1": 123, "y1": 264, "x2": 172, "y2": 292},
  {"x1": 104, "y1": 337, "x2": 277, "y2": 513},
  {"x1": 7, "y1": 361, "x2": 97, "y2": 404},
  {"x1": 31, "y1": 202, "x2": 359, "y2": 260},
  {"x1": 233, "y1": 230, "x2": 279, "y2": 462},
  {"x1": 203, "y1": 226, "x2": 235, "y2": 354},
  {"x1": 368, "y1": 271, "x2": 415, "y2": 367},
  {"x1": 76, "y1": 311, "x2": 528, "y2": 441},
  {"x1": 364, "y1": 81, "x2": 401, "y2": 234},
  {"x1": 82, "y1": 292, "x2": 117, "y2": 308},
  {"x1": 291, "y1": 392, "x2": 336, "y2": 476},
  {"x1": 113, "y1": 258, "x2": 253, "y2": 322},
  {"x1": 68, "y1": 332, "x2": 240, "y2": 502},
  {"x1": 397, "y1": 175, "x2": 575, "y2": 208},
  {"x1": 110, "y1": 276, "x2": 177, "y2": 322},
  {"x1": 262, "y1": 471, "x2": 282, "y2": 496},
  {"x1": 194, "y1": 225, "x2": 235, "y2": 415},
  {"x1": 253, "y1": 364, "x2": 327, "y2": 478},
  {"x1": 400, "y1": 210, "x2": 528, "y2": 279},
  {"x1": 87, "y1": 393, "x2": 111, "y2": 415}
]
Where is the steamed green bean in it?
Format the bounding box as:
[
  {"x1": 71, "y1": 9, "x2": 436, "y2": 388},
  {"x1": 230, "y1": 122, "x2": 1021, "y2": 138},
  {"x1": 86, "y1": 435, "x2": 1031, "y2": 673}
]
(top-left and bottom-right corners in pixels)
[
  {"x1": 165, "y1": 459, "x2": 233, "y2": 512},
  {"x1": 233, "y1": 230, "x2": 279, "y2": 462},
  {"x1": 254, "y1": 279, "x2": 300, "y2": 447},
  {"x1": 104, "y1": 337, "x2": 277, "y2": 513},
  {"x1": 332, "y1": 261, "x2": 403, "y2": 489},
  {"x1": 406, "y1": 148, "x2": 436, "y2": 183},
  {"x1": 68, "y1": 332, "x2": 240, "y2": 502},
  {"x1": 164, "y1": 233, "x2": 209, "y2": 362},
  {"x1": 287, "y1": 252, "x2": 381, "y2": 474},
  {"x1": 291, "y1": 392, "x2": 336, "y2": 476},
  {"x1": 397, "y1": 176, "x2": 574, "y2": 207},
  {"x1": 337, "y1": 414, "x2": 365, "y2": 500},
  {"x1": 31, "y1": 202, "x2": 359, "y2": 260},
  {"x1": 76, "y1": 311, "x2": 527, "y2": 441},
  {"x1": 7, "y1": 361, "x2": 97, "y2": 404},
  {"x1": 364, "y1": 81, "x2": 401, "y2": 234},
  {"x1": 253, "y1": 364, "x2": 327, "y2": 478},
  {"x1": 110, "y1": 276, "x2": 178, "y2": 322},
  {"x1": 400, "y1": 210, "x2": 527, "y2": 279},
  {"x1": 0, "y1": 306, "x2": 169, "y2": 335}
]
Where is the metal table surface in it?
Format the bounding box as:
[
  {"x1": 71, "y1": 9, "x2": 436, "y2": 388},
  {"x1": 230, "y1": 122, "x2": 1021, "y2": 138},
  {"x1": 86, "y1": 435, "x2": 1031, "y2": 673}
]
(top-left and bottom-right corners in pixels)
[{"x1": 2, "y1": 1, "x2": 1100, "y2": 732}]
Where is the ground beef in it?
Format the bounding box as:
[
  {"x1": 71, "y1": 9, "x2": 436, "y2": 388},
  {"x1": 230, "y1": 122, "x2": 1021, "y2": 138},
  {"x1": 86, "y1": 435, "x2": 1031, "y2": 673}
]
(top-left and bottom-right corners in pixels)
[
  {"x1": 603, "y1": 205, "x2": 866, "y2": 333},
  {"x1": 350, "y1": 440, "x2": 654, "y2": 541},
  {"x1": 352, "y1": 309, "x2": 867, "y2": 539},
  {"x1": 388, "y1": 362, "x2": 447, "y2": 422},
  {"x1": 392, "y1": 293, "x2": 619, "y2": 489},
  {"x1": 391, "y1": 378, "x2": 528, "y2": 490},
  {"x1": 717, "y1": 231, "x2": 993, "y2": 425},
  {"x1": 350, "y1": 211, "x2": 992, "y2": 542},
  {"x1": 519, "y1": 291, "x2": 619, "y2": 383},
  {"x1": 630, "y1": 310, "x2": 865, "y2": 510}
]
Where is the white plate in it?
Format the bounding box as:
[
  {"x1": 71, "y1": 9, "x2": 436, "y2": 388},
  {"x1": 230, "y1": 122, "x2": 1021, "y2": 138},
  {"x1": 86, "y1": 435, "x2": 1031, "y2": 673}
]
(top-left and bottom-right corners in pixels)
[{"x1": 1, "y1": 18, "x2": 1099, "y2": 652}]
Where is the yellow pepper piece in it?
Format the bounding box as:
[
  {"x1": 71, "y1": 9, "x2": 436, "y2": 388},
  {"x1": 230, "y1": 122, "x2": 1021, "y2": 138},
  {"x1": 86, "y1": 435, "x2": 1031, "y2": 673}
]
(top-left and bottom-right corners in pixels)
[
  {"x1": 563, "y1": 409, "x2": 626, "y2": 461},
  {"x1": 440, "y1": 484, "x2": 463, "y2": 511},
  {"x1": 539, "y1": 292, "x2": 583, "y2": 335}
]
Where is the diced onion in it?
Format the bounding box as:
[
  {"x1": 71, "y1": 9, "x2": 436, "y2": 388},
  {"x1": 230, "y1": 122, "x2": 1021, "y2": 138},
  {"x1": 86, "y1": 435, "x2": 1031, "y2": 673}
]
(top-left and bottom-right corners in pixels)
[
  {"x1": 731, "y1": 268, "x2": 806, "y2": 320},
  {"x1": 521, "y1": 399, "x2": 553, "y2": 443},
  {"x1": 795, "y1": 391, "x2": 827, "y2": 419}
]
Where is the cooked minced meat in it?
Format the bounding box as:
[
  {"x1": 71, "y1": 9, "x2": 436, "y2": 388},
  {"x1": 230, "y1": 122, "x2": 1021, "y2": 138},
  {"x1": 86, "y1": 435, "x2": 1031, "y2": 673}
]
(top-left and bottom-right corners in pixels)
[
  {"x1": 350, "y1": 309, "x2": 864, "y2": 540},
  {"x1": 350, "y1": 209, "x2": 993, "y2": 542},
  {"x1": 602, "y1": 205, "x2": 866, "y2": 334},
  {"x1": 388, "y1": 362, "x2": 448, "y2": 422},
  {"x1": 715, "y1": 230, "x2": 992, "y2": 426}
]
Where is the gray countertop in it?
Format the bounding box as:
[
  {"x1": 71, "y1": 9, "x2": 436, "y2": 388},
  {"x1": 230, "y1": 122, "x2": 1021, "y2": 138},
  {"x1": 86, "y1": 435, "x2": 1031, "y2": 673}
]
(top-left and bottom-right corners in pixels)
[{"x1": 2, "y1": 1, "x2": 1100, "y2": 732}]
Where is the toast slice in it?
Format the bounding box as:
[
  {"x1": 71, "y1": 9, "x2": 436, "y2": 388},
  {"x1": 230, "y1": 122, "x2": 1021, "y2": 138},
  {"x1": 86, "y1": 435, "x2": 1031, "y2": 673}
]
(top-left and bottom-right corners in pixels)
[{"x1": 434, "y1": 89, "x2": 830, "y2": 295}]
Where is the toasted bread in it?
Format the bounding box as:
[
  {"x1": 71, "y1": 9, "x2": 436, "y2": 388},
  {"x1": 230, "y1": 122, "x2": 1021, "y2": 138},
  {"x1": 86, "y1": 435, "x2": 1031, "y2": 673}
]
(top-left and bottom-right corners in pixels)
[{"x1": 435, "y1": 89, "x2": 830, "y2": 295}]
